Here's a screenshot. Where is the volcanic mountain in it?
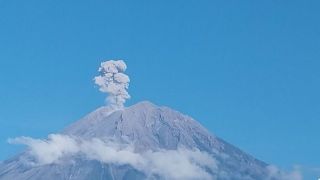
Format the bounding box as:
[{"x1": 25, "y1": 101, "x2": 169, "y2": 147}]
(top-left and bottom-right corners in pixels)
[{"x1": 0, "y1": 101, "x2": 283, "y2": 180}]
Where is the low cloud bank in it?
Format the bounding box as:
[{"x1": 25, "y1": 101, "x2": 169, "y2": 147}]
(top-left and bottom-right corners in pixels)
[
  {"x1": 8, "y1": 134, "x2": 303, "y2": 180},
  {"x1": 267, "y1": 165, "x2": 302, "y2": 180},
  {"x1": 9, "y1": 134, "x2": 216, "y2": 180}
]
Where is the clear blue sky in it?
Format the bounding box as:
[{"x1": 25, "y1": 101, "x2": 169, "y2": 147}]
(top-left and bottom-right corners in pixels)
[{"x1": 0, "y1": 0, "x2": 319, "y2": 177}]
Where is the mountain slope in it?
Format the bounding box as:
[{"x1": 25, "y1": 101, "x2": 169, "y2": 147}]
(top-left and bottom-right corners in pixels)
[{"x1": 0, "y1": 101, "x2": 274, "y2": 180}]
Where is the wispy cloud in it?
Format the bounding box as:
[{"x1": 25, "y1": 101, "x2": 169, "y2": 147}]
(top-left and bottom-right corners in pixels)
[
  {"x1": 266, "y1": 165, "x2": 302, "y2": 180},
  {"x1": 9, "y1": 134, "x2": 216, "y2": 180},
  {"x1": 9, "y1": 134, "x2": 307, "y2": 180}
]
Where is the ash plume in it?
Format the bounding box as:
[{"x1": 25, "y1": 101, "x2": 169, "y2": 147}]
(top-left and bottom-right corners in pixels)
[{"x1": 94, "y1": 60, "x2": 130, "y2": 109}]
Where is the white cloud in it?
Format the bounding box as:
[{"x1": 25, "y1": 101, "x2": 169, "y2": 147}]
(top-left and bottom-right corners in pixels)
[
  {"x1": 9, "y1": 134, "x2": 216, "y2": 180},
  {"x1": 143, "y1": 148, "x2": 217, "y2": 179},
  {"x1": 8, "y1": 134, "x2": 78, "y2": 164},
  {"x1": 94, "y1": 60, "x2": 130, "y2": 109},
  {"x1": 266, "y1": 165, "x2": 302, "y2": 180},
  {"x1": 10, "y1": 134, "x2": 304, "y2": 180}
]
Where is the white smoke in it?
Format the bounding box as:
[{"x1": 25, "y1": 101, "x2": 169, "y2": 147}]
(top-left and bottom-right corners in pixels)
[
  {"x1": 94, "y1": 60, "x2": 130, "y2": 109},
  {"x1": 9, "y1": 134, "x2": 216, "y2": 180}
]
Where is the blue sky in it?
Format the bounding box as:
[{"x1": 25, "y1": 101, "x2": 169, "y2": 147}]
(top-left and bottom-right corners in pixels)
[{"x1": 0, "y1": 0, "x2": 319, "y2": 177}]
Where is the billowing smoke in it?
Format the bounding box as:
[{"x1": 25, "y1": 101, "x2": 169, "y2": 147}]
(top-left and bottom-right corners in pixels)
[{"x1": 94, "y1": 60, "x2": 130, "y2": 109}]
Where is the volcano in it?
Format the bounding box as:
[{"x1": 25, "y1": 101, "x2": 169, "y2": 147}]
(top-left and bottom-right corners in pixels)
[{"x1": 0, "y1": 101, "x2": 284, "y2": 180}]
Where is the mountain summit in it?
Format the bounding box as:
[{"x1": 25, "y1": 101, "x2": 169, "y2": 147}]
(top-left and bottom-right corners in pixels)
[{"x1": 0, "y1": 101, "x2": 292, "y2": 180}]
